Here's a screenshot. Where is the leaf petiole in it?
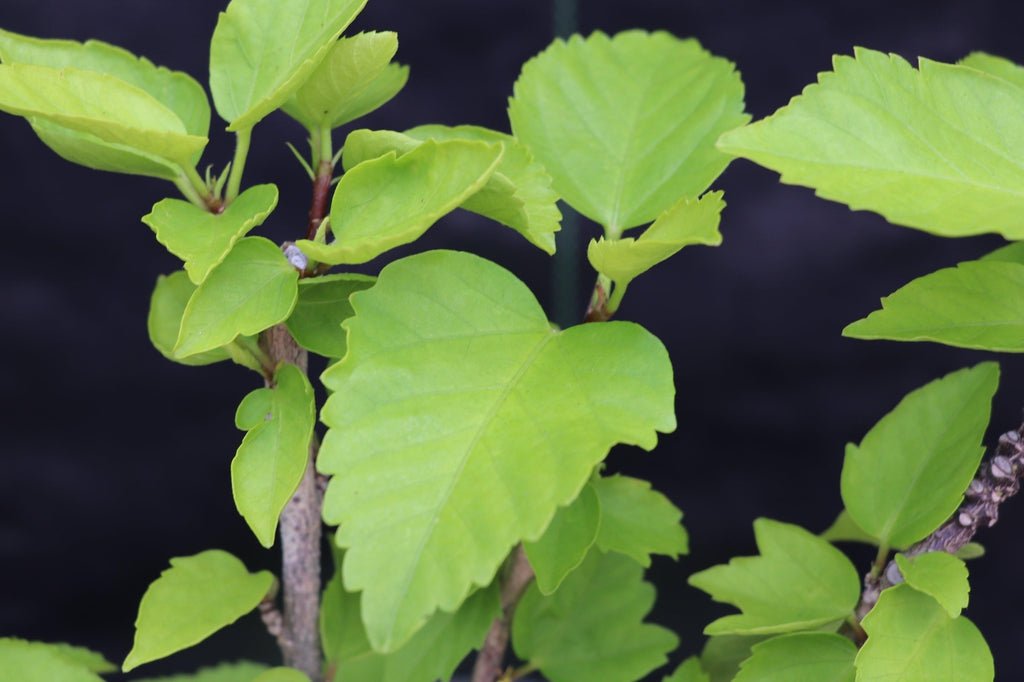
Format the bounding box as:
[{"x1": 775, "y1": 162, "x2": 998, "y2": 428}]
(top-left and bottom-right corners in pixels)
[{"x1": 225, "y1": 127, "x2": 253, "y2": 205}]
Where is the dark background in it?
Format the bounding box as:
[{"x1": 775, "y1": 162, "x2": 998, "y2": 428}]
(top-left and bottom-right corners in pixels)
[{"x1": 2, "y1": 0, "x2": 1023, "y2": 678}]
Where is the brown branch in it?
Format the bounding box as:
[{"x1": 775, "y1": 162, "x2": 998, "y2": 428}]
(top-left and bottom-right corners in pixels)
[
  {"x1": 471, "y1": 546, "x2": 536, "y2": 682},
  {"x1": 306, "y1": 160, "x2": 334, "y2": 241},
  {"x1": 856, "y1": 420, "x2": 1024, "y2": 620},
  {"x1": 259, "y1": 325, "x2": 324, "y2": 681}
]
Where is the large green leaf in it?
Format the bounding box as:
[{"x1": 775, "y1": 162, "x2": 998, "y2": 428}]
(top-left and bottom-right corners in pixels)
[
  {"x1": 512, "y1": 549, "x2": 678, "y2": 682},
  {"x1": 320, "y1": 548, "x2": 498, "y2": 681},
  {"x1": 719, "y1": 48, "x2": 1024, "y2": 239},
  {"x1": 209, "y1": 0, "x2": 367, "y2": 130},
  {"x1": 688, "y1": 519, "x2": 860, "y2": 636},
  {"x1": 840, "y1": 363, "x2": 998, "y2": 548},
  {"x1": 317, "y1": 250, "x2": 675, "y2": 651},
  {"x1": 147, "y1": 271, "x2": 232, "y2": 366},
  {"x1": 592, "y1": 474, "x2": 688, "y2": 567},
  {"x1": 895, "y1": 552, "x2": 970, "y2": 617},
  {"x1": 664, "y1": 657, "x2": 709, "y2": 682},
  {"x1": 135, "y1": 662, "x2": 270, "y2": 682},
  {"x1": 0, "y1": 639, "x2": 104, "y2": 682},
  {"x1": 856, "y1": 585, "x2": 993, "y2": 682},
  {"x1": 0, "y1": 63, "x2": 206, "y2": 166},
  {"x1": 233, "y1": 363, "x2": 315, "y2": 548},
  {"x1": 734, "y1": 633, "x2": 855, "y2": 682},
  {"x1": 509, "y1": 30, "x2": 747, "y2": 234},
  {"x1": 843, "y1": 261, "x2": 1024, "y2": 352},
  {"x1": 124, "y1": 550, "x2": 275, "y2": 671},
  {"x1": 144, "y1": 185, "x2": 279, "y2": 285},
  {"x1": 0, "y1": 28, "x2": 209, "y2": 177},
  {"x1": 341, "y1": 126, "x2": 561, "y2": 254},
  {"x1": 283, "y1": 32, "x2": 407, "y2": 131},
  {"x1": 297, "y1": 140, "x2": 502, "y2": 265},
  {"x1": 175, "y1": 237, "x2": 299, "y2": 358},
  {"x1": 524, "y1": 482, "x2": 601, "y2": 594},
  {"x1": 284, "y1": 274, "x2": 375, "y2": 358},
  {"x1": 588, "y1": 191, "x2": 724, "y2": 287},
  {"x1": 960, "y1": 52, "x2": 1024, "y2": 91}
]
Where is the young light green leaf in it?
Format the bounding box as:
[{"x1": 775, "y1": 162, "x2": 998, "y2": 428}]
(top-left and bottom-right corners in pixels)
[
  {"x1": 960, "y1": 52, "x2": 1024, "y2": 91},
  {"x1": 719, "y1": 48, "x2": 1024, "y2": 239},
  {"x1": 283, "y1": 32, "x2": 408, "y2": 131},
  {"x1": 840, "y1": 363, "x2": 998, "y2": 548},
  {"x1": 0, "y1": 28, "x2": 210, "y2": 176},
  {"x1": 664, "y1": 657, "x2": 709, "y2": 682},
  {"x1": 513, "y1": 549, "x2": 678, "y2": 682},
  {"x1": 175, "y1": 237, "x2": 299, "y2": 358},
  {"x1": 318, "y1": 250, "x2": 675, "y2": 651},
  {"x1": 134, "y1": 662, "x2": 269, "y2": 682},
  {"x1": 700, "y1": 636, "x2": 765, "y2": 682},
  {"x1": 588, "y1": 191, "x2": 724, "y2": 287},
  {"x1": 734, "y1": 633, "x2": 855, "y2": 682},
  {"x1": 297, "y1": 140, "x2": 502, "y2": 265},
  {"x1": 320, "y1": 550, "x2": 499, "y2": 681},
  {"x1": 524, "y1": 483, "x2": 601, "y2": 595},
  {"x1": 0, "y1": 63, "x2": 206, "y2": 166},
  {"x1": 509, "y1": 30, "x2": 748, "y2": 234},
  {"x1": 0, "y1": 639, "x2": 104, "y2": 682},
  {"x1": 284, "y1": 274, "x2": 375, "y2": 358},
  {"x1": 957, "y1": 543, "x2": 986, "y2": 560},
  {"x1": 253, "y1": 669, "x2": 309, "y2": 682},
  {"x1": 820, "y1": 509, "x2": 877, "y2": 546},
  {"x1": 233, "y1": 363, "x2": 315, "y2": 548},
  {"x1": 688, "y1": 519, "x2": 860, "y2": 636},
  {"x1": 592, "y1": 474, "x2": 688, "y2": 566},
  {"x1": 895, "y1": 552, "x2": 970, "y2": 617},
  {"x1": 856, "y1": 585, "x2": 993, "y2": 682},
  {"x1": 342, "y1": 126, "x2": 561, "y2": 253},
  {"x1": 124, "y1": 550, "x2": 275, "y2": 672},
  {"x1": 209, "y1": 0, "x2": 367, "y2": 130},
  {"x1": 148, "y1": 271, "x2": 232, "y2": 366},
  {"x1": 144, "y1": 185, "x2": 279, "y2": 285},
  {"x1": 843, "y1": 261, "x2": 1024, "y2": 352}
]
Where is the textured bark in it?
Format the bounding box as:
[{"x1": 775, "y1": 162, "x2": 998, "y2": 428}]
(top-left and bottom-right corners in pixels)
[{"x1": 472, "y1": 546, "x2": 536, "y2": 682}]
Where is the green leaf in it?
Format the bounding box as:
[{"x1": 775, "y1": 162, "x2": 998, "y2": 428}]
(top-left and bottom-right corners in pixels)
[
  {"x1": 856, "y1": 585, "x2": 993, "y2": 682},
  {"x1": 960, "y1": 52, "x2": 1024, "y2": 91},
  {"x1": 700, "y1": 636, "x2": 764, "y2": 682},
  {"x1": 734, "y1": 633, "x2": 855, "y2": 682},
  {"x1": 588, "y1": 191, "x2": 724, "y2": 287},
  {"x1": 592, "y1": 474, "x2": 688, "y2": 566},
  {"x1": 524, "y1": 482, "x2": 601, "y2": 594},
  {"x1": 341, "y1": 126, "x2": 561, "y2": 254},
  {"x1": 321, "y1": 548, "x2": 499, "y2": 681},
  {"x1": 0, "y1": 639, "x2": 104, "y2": 682},
  {"x1": 0, "y1": 63, "x2": 206, "y2": 166},
  {"x1": 719, "y1": 48, "x2": 1024, "y2": 239},
  {"x1": 175, "y1": 237, "x2": 299, "y2": 358},
  {"x1": 318, "y1": 250, "x2": 675, "y2": 651},
  {"x1": 509, "y1": 30, "x2": 748, "y2": 234},
  {"x1": 233, "y1": 363, "x2": 315, "y2": 547},
  {"x1": 298, "y1": 140, "x2": 502, "y2": 265},
  {"x1": 664, "y1": 657, "x2": 709, "y2": 682},
  {"x1": 688, "y1": 519, "x2": 860, "y2": 636},
  {"x1": 840, "y1": 363, "x2": 998, "y2": 548},
  {"x1": 135, "y1": 662, "x2": 270, "y2": 682},
  {"x1": 284, "y1": 274, "x2": 375, "y2": 358},
  {"x1": 820, "y1": 510, "x2": 877, "y2": 546},
  {"x1": 283, "y1": 32, "x2": 408, "y2": 130},
  {"x1": 981, "y1": 240, "x2": 1024, "y2": 265},
  {"x1": 124, "y1": 550, "x2": 275, "y2": 672},
  {"x1": 512, "y1": 549, "x2": 678, "y2": 682},
  {"x1": 144, "y1": 185, "x2": 279, "y2": 285},
  {"x1": 148, "y1": 271, "x2": 232, "y2": 366},
  {"x1": 0, "y1": 28, "x2": 210, "y2": 177},
  {"x1": 209, "y1": 0, "x2": 367, "y2": 130},
  {"x1": 253, "y1": 669, "x2": 310, "y2": 682},
  {"x1": 843, "y1": 261, "x2": 1024, "y2": 352},
  {"x1": 956, "y1": 542, "x2": 986, "y2": 560},
  {"x1": 895, "y1": 552, "x2": 970, "y2": 617}
]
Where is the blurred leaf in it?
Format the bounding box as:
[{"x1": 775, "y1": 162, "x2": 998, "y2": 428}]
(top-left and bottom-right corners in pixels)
[
  {"x1": 820, "y1": 509, "x2": 878, "y2": 546},
  {"x1": 285, "y1": 274, "x2": 376, "y2": 358},
  {"x1": 664, "y1": 657, "x2": 709, "y2": 682},
  {"x1": 734, "y1": 633, "x2": 855, "y2": 682},
  {"x1": 700, "y1": 636, "x2": 764, "y2": 682},
  {"x1": 134, "y1": 661, "x2": 269, "y2": 681},
  {"x1": 0, "y1": 639, "x2": 110, "y2": 681}
]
